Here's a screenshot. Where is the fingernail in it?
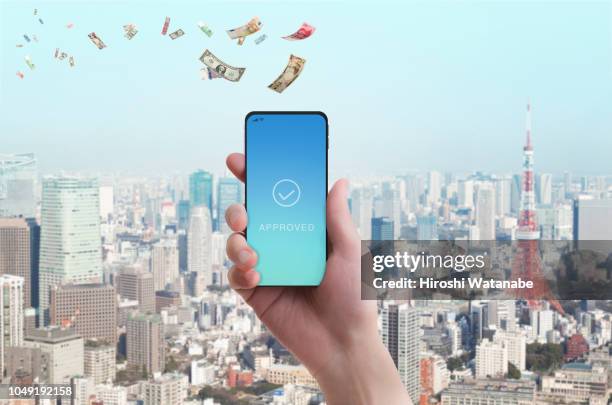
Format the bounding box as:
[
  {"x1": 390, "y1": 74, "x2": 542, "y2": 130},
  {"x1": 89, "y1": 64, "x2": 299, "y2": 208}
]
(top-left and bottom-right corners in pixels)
[
  {"x1": 228, "y1": 211, "x2": 238, "y2": 226},
  {"x1": 238, "y1": 249, "x2": 251, "y2": 264}
]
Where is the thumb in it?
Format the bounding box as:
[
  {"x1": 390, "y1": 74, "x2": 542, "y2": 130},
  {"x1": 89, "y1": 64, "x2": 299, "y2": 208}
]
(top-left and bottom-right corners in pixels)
[{"x1": 327, "y1": 179, "x2": 360, "y2": 256}]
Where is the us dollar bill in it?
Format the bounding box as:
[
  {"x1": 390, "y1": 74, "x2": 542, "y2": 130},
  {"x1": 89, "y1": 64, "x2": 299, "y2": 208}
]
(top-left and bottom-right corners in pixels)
[
  {"x1": 88, "y1": 32, "x2": 107, "y2": 49},
  {"x1": 123, "y1": 24, "x2": 138, "y2": 40},
  {"x1": 169, "y1": 29, "x2": 184, "y2": 40},
  {"x1": 226, "y1": 17, "x2": 262, "y2": 40},
  {"x1": 199, "y1": 49, "x2": 245, "y2": 82},
  {"x1": 268, "y1": 54, "x2": 305, "y2": 93}
]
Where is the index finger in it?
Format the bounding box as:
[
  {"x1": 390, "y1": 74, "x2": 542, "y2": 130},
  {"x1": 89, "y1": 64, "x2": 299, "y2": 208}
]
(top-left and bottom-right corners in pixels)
[{"x1": 226, "y1": 153, "x2": 245, "y2": 183}]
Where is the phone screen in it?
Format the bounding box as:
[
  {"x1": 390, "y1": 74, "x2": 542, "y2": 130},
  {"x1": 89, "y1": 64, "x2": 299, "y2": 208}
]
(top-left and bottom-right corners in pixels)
[{"x1": 245, "y1": 112, "x2": 328, "y2": 286}]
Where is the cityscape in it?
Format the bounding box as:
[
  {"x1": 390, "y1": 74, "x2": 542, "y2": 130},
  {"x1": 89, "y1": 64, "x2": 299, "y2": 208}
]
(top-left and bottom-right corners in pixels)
[{"x1": 1, "y1": 105, "x2": 612, "y2": 404}]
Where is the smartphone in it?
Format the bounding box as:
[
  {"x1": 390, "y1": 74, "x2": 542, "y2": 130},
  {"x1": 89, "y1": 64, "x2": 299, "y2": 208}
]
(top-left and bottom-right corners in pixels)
[{"x1": 245, "y1": 111, "x2": 328, "y2": 286}]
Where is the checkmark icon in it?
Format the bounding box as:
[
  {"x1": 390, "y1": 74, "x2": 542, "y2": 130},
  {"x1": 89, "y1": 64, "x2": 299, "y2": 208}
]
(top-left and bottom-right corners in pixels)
[
  {"x1": 272, "y1": 179, "x2": 301, "y2": 208},
  {"x1": 277, "y1": 189, "x2": 295, "y2": 201}
]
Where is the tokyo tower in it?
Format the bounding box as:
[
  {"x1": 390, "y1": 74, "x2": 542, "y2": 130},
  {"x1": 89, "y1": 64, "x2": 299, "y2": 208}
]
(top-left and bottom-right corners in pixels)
[{"x1": 511, "y1": 102, "x2": 564, "y2": 314}]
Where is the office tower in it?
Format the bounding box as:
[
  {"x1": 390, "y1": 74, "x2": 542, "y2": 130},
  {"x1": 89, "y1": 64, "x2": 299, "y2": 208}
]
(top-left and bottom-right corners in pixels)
[
  {"x1": 573, "y1": 198, "x2": 612, "y2": 241},
  {"x1": 0, "y1": 275, "x2": 24, "y2": 377},
  {"x1": 155, "y1": 290, "x2": 181, "y2": 312},
  {"x1": 475, "y1": 185, "x2": 495, "y2": 240},
  {"x1": 189, "y1": 169, "x2": 213, "y2": 210},
  {"x1": 99, "y1": 185, "x2": 114, "y2": 221},
  {"x1": 49, "y1": 283, "x2": 117, "y2": 344},
  {"x1": 0, "y1": 218, "x2": 32, "y2": 307},
  {"x1": 350, "y1": 188, "x2": 373, "y2": 240},
  {"x1": 497, "y1": 300, "x2": 517, "y2": 331},
  {"x1": 530, "y1": 308, "x2": 554, "y2": 342},
  {"x1": 510, "y1": 174, "x2": 522, "y2": 214},
  {"x1": 427, "y1": 171, "x2": 442, "y2": 205},
  {"x1": 217, "y1": 177, "x2": 242, "y2": 234},
  {"x1": 458, "y1": 180, "x2": 474, "y2": 209},
  {"x1": 151, "y1": 238, "x2": 179, "y2": 291},
  {"x1": 39, "y1": 177, "x2": 102, "y2": 322},
  {"x1": 25, "y1": 218, "x2": 40, "y2": 310},
  {"x1": 84, "y1": 340, "x2": 116, "y2": 384},
  {"x1": 494, "y1": 330, "x2": 526, "y2": 370},
  {"x1": 404, "y1": 175, "x2": 423, "y2": 212},
  {"x1": 126, "y1": 312, "x2": 164, "y2": 375},
  {"x1": 177, "y1": 231, "x2": 188, "y2": 272},
  {"x1": 580, "y1": 176, "x2": 588, "y2": 192},
  {"x1": 177, "y1": 200, "x2": 190, "y2": 231},
  {"x1": 446, "y1": 323, "x2": 462, "y2": 356},
  {"x1": 541, "y1": 363, "x2": 607, "y2": 405},
  {"x1": 441, "y1": 380, "x2": 536, "y2": 404},
  {"x1": 24, "y1": 327, "x2": 84, "y2": 384},
  {"x1": 563, "y1": 171, "x2": 573, "y2": 198},
  {"x1": 380, "y1": 182, "x2": 402, "y2": 238},
  {"x1": 475, "y1": 338, "x2": 507, "y2": 378},
  {"x1": 142, "y1": 372, "x2": 188, "y2": 405},
  {"x1": 495, "y1": 177, "x2": 512, "y2": 216},
  {"x1": 188, "y1": 206, "x2": 212, "y2": 287},
  {"x1": 417, "y1": 213, "x2": 438, "y2": 240},
  {"x1": 381, "y1": 304, "x2": 420, "y2": 404},
  {"x1": 116, "y1": 266, "x2": 155, "y2": 314},
  {"x1": 371, "y1": 216, "x2": 394, "y2": 240},
  {"x1": 0, "y1": 153, "x2": 37, "y2": 218},
  {"x1": 536, "y1": 173, "x2": 552, "y2": 205}
]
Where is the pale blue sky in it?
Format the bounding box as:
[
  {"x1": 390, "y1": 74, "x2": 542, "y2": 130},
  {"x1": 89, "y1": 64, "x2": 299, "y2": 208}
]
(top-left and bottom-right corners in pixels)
[{"x1": 1, "y1": 0, "x2": 611, "y2": 177}]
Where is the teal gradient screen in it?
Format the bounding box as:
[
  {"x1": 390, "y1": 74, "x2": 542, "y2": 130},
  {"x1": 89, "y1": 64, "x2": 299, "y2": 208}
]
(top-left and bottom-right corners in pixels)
[{"x1": 246, "y1": 112, "x2": 327, "y2": 286}]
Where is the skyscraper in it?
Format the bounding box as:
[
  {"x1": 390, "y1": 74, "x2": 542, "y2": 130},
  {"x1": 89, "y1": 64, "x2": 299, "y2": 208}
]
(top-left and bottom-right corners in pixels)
[
  {"x1": 475, "y1": 185, "x2": 496, "y2": 240},
  {"x1": 127, "y1": 312, "x2": 165, "y2": 375},
  {"x1": 350, "y1": 188, "x2": 373, "y2": 240},
  {"x1": 475, "y1": 338, "x2": 508, "y2": 378},
  {"x1": 573, "y1": 198, "x2": 612, "y2": 241},
  {"x1": 427, "y1": 171, "x2": 442, "y2": 205},
  {"x1": 177, "y1": 200, "x2": 190, "y2": 231},
  {"x1": 417, "y1": 213, "x2": 438, "y2": 240},
  {"x1": 536, "y1": 173, "x2": 553, "y2": 205},
  {"x1": 0, "y1": 153, "x2": 37, "y2": 218},
  {"x1": 0, "y1": 275, "x2": 24, "y2": 377},
  {"x1": 0, "y1": 218, "x2": 32, "y2": 307},
  {"x1": 371, "y1": 216, "x2": 394, "y2": 240},
  {"x1": 217, "y1": 177, "x2": 242, "y2": 234},
  {"x1": 188, "y1": 206, "x2": 212, "y2": 287},
  {"x1": 39, "y1": 177, "x2": 102, "y2": 323},
  {"x1": 495, "y1": 177, "x2": 512, "y2": 216},
  {"x1": 189, "y1": 170, "x2": 213, "y2": 211},
  {"x1": 150, "y1": 238, "x2": 179, "y2": 291},
  {"x1": 381, "y1": 304, "x2": 420, "y2": 404},
  {"x1": 458, "y1": 180, "x2": 474, "y2": 209}
]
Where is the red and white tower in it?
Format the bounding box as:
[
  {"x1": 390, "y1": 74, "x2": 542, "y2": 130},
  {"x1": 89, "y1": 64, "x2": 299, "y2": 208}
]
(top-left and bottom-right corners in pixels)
[{"x1": 511, "y1": 102, "x2": 564, "y2": 314}]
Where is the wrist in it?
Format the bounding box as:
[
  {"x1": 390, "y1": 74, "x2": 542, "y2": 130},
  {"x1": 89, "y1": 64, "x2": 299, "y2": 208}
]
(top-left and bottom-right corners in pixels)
[{"x1": 312, "y1": 330, "x2": 412, "y2": 405}]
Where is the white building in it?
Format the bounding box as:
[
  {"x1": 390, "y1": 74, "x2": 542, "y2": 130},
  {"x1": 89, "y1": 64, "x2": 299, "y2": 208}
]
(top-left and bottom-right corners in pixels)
[
  {"x1": 84, "y1": 342, "x2": 116, "y2": 384},
  {"x1": 536, "y1": 173, "x2": 553, "y2": 205},
  {"x1": 350, "y1": 187, "x2": 373, "y2": 240},
  {"x1": 142, "y1": 372, "x2": 188, "y2": 405},
  {"x1": 0, "y1": 275, "x2": 24, "y2": 376},
  {"x1": 95, "y1": 383, "x2": 128, "y2": 405},
  {"x1": 39, "y1": 177, "x2": 102, "y2": 322},
  {"x1": 151, "y1": 238, "x2": 179, "y2": 290},
  {"x1": 381, "y1": 303, "x2": 420, "y2": 404},
  {"x1": 458, "y1": 180, "x2": 474, "y2": 208},
  {"x1": 475, "y1": 338, "x2": 507, "y2": 378},
  {"x1": 191, "y1": 359, "x2": 215, "y2": 385},
  {"x1": 530, "y1": 308, "x2": 554, "y2": 342},
  {"x1": 475, "y1": 185, "x2": 496, "y2": 240},
  {"x1": 188, "y1": 206, "x2": 213, "y2": 287},
  {"x1": 427, "y1": 171, "x2": 442, "y2": 205},
  {"x1": 494, "y1": 330, "x2": 526, "y2": 371},
  {"x1": 24, "y1": 327, "x2": 84, "y2": 384},
  {"x1": 99, "y1": 185, "x2": 114, "y2": 220}
]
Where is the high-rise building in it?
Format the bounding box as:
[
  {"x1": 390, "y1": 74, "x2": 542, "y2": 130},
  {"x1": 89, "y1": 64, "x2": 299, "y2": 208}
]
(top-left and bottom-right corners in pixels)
[
  {"x1": 189, "y1": 170, "x2": 213, "y2": 211},
  {"x1": 475, "y1": 185, "x2": 496, "y2": 240},
  {"x1": 0, "y1": 153, "x2": 37, "y2": 218},
  {"x1": 39, "y1": 177, "x2": 102, "y2": 323},
  {"x1": 573, "y1": 197, "x2": 612, "y2": 241},
  {"x1": 49, "y1": 283, "x2": 117, "y2": 344},
  {"x1": 536, "y1": 173, "x2": 553, "y2": 205},
  {"x1": 177, "y1": 200, "x2": 190, "y2": 231},
  {"x1": 427, "y1": 171, "x2": 442, "y2": 205},
  {"x1": 530, "y1": 308, "x2": 554, "y2": 342},
  {"x1": 381, "y1": 304, "x2": 420, "y2": 404},
  {"x1": 458, "y1": 180, "x2": 474, "y2": 209},
  {"x1": 541, "y1": 363, "x2": 607, "y2": 404},
  {"x1": 510, "y1": 174, "x2": 522, "y2": 214},
  {"x1": 350, "y1": 188, "x2": 373, "y2": 240},
  {"x1": 24, "y1": 327, "x2": 84, "y2": 384},
  {"x1": 126, "y1": 312, "x2": 164, "y2": 375},
  {"x1": 84, "y1": 340, "x2": 116, "y2": 384},
  {"x1": 188, "y1": 206, "x2": 212, "y2": 287},
  {"x1": 0, "y1": 275, "x2": 24, "y2": 377},
  {"x1": 417, "y1": 213, "x2": 438, "y2": 240},
  {"x1": 494, "y1": 330, "x2": 526, "y2": 371},
  {"x1": 116, "y1": 266, "x2": 155, "y2": 314},
  {"x1": 475, "y1": 338, "x2": 507, "y2": 378},
  {"x1": 0, "y1": 218, "x2": 32, "y2": 307},
  {"x1": 495, "y1": 177, "x2": 512, "y2": 216},
  {"x1": 217, "y1": 177, "x2": 242, "y2": 234},
  {"x1": 142, "y1": 372, "x2": 188, "y2": 405},
  {"x1": 380, "y1": 182, "x2": 402, "y2": 238},
  {"x1": 150, "y1": 238, "x2": 179, "y2": 291},
  {"x1": 371, "y1": 216, "x2": 394, "y2": 240},
  {"x1": 99, "y1": 185, "x2": 114, "y2": 221}
]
